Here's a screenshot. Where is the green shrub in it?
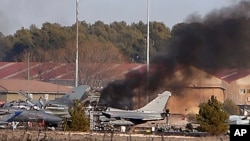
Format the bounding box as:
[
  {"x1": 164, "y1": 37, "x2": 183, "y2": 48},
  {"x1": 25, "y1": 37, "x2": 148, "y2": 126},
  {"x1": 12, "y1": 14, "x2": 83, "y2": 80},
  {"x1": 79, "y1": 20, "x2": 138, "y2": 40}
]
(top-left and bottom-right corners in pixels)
[
  {"x1": 64, "y1": 100, "x2": 89, "y2": 132},
  {"x1": 196, "y1": 95, "x2": 229, "y2": 135}
]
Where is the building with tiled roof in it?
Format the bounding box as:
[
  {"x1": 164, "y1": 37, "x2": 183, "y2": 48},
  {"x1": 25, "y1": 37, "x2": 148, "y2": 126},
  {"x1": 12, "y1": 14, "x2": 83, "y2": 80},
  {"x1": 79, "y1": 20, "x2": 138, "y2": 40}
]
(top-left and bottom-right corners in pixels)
[
  {"x1": 0, "y1": 79, "x2": 72, "y2": 102},
  {"x1": 0, "y1": 62, "x2": 142, "y2": 87},
  {"x1": 166, "y1": 66, "x2": 226, "y2": 114},
  {"x1": 2, "y1": 62, "x2": 250, "y2": 114},
  {"x1": 0, "y1": 62, "x2": 143, "y2": 104},
  {"x1": 206, "y1": 68, "x2": 250, "y2": 106}
]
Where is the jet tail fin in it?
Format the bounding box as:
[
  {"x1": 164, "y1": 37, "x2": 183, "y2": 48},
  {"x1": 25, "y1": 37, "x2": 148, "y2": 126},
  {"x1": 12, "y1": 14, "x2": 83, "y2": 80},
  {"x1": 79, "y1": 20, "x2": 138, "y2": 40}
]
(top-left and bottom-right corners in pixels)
[
  {"x1": 137, "y1": 91, "x2": 171, "y2": 112},
  {"x1": 58, "y1": 85, "x2": 90, "y2": 101}
]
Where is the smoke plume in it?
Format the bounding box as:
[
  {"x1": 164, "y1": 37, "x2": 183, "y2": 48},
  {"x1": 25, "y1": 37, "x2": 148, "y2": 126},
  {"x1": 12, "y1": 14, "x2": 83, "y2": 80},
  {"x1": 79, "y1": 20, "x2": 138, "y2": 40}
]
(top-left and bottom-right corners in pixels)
[{"x1": 100, "y1": 0, "x2": 250, "y2": 109}]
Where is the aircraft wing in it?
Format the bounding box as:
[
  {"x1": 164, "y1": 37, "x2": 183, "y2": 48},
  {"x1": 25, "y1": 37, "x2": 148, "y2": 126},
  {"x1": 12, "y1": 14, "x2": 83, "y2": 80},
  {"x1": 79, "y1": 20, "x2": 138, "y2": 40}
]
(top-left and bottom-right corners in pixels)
[
  {"x1": 109, "y1": 119, "x2": 134, "y2": 126},
  {"x1": 10, "y1": 110, "x2": 62, "y2": 123},
  {"x1": 102, "y1": 110, "x2": 163, "y2": 121}
]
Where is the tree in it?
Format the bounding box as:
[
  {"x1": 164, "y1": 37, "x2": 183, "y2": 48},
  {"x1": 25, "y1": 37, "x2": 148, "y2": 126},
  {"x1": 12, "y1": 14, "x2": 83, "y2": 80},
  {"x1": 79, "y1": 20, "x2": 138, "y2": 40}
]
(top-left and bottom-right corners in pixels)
[
  {"x1": 77, "y1": 39, "x2": 129, "y2": 87},
  {"x1": 196, "y1": 95, "x2": 229, "y2": 135},
  {"x1": 64, "y1": 100, "x2": 89, "y2": 132},
  {"x1": 0, "y1": 34, "x2": 10, "y2": 60}
]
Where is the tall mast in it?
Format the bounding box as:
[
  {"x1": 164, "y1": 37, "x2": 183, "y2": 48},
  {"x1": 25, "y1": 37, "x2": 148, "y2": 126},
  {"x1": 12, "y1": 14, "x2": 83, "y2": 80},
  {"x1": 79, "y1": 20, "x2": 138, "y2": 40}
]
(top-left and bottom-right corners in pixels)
[
  {"x1": 27, "y1": 52, "x2": 30, "y2": 94},
  {"x1": 146, "y1": 0, "x2": 150, "y2": 73},
  {"x1": 146, "y1": 0, "x2": 150, "y2": 102},
  {"x1": 75, "y1": 0, "x2": 79, "y2": 87}
]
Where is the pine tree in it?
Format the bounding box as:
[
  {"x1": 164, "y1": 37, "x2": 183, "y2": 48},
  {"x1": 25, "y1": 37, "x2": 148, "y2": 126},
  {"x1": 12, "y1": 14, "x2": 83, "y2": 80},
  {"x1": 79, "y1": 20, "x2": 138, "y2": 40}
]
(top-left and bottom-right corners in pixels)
[
  {"x1": 196, "y1": 95, "x2": 229, "y2": 135},
  {"x1": 64, "y1": 100, "x2": 89, "y2": 132}
]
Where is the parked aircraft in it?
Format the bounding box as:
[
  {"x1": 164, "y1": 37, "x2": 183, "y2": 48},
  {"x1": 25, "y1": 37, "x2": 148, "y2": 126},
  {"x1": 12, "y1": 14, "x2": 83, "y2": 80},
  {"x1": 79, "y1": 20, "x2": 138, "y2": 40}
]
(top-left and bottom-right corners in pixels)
[
  {"x1": 0, "y1": 108, "x2": 62, "y2": 125},
  {"x1": 12, "y1": 110, "x2": 62, "y2": 127},
  {"x1": 18, "y1": 85, "x2": 90, "y2": 108},
  {"x1": 228, "y1": 115, "x2": 250, "y2": 125},
  {"x1": 100, "y1": 91, "x2": 172, "y2": 126},
  {"x1": 226, "y1": 106, "x2": 250, "y2": 125},
  {"x1": 44, "y1": 85, "x2": 90, "y2": 107},
  {"x1": 16, "y1": 85, "x2": 91, "y2": 118},
  {"x1": 0, "y1": 85, "x2": 92, "y2": 129},
  {"x1": 0, "y1": 107, "x2": 63, "y2": 130},
  {"x1": 43, "y1": 85, "x2": 91, "y2": 118}
]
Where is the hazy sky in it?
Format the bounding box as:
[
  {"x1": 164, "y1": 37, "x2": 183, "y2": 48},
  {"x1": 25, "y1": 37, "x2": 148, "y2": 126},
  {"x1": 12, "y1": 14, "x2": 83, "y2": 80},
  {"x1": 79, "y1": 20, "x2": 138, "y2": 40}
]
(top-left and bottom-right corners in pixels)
[{"x1": 0, "y1": 0, "x2": 240, "y2": 35}]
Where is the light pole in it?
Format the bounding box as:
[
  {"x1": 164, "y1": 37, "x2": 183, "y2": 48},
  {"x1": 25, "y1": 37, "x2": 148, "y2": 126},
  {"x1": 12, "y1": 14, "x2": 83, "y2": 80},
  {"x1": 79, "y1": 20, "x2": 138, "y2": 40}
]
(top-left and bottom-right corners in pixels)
[
  {"x1": 146, "y1": 0, "x2": 150, "y2": 103},
  {"x1": 146, "y1": 0, "x2": 150, "y2": 73},
  {"x1": 75, "y1": 0, "x2": 79, "y2": 87}
]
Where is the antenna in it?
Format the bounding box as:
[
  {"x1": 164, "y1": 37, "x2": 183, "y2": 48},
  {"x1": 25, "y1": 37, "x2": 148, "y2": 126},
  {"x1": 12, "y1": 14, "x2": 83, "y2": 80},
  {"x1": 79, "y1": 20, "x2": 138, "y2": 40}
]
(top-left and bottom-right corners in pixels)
[{"x1": 75, "y1": 0, "x2": 79, "y2": 87}]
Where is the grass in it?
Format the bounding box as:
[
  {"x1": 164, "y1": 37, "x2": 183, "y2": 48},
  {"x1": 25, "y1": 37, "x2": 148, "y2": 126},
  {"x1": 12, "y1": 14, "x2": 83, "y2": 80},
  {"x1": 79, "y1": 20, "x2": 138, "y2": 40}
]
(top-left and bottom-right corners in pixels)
[{"x1": 0, "y1": 129, "x2": 229, "y2": 141}]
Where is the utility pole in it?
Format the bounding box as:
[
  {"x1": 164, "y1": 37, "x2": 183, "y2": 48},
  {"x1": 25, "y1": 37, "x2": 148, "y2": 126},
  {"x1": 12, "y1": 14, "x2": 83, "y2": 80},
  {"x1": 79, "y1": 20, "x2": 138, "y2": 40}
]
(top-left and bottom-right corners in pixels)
[{"x1": 75, "y1": 0, "x2": 79, "y2": 87}]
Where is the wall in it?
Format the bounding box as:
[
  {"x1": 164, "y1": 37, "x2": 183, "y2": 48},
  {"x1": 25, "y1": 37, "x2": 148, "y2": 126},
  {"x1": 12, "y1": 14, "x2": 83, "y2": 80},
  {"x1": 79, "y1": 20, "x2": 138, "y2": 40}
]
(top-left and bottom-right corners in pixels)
[
  {"x1": 5, "y1": 93, "x2": 66, "y2": 103},
  {"x1": 166, "y1": 87, "x2": 225, "y2": 114},
  {"x1": 226, "y1": 75, "x2": 250, "y2": 105}
]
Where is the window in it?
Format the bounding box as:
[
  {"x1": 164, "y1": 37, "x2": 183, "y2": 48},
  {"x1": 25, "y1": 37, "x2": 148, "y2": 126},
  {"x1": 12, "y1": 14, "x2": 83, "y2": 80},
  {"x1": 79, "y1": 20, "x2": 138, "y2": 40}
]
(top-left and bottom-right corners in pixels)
[
  {"x1": 239, "y1": 89, "x2": 246, "y2": 94},
  {"x1": 29, "y1": 93, "x2": 33, "y2": 99},
  {"x1": 247, "y1": 97, "x2": 250, "y2": 102},
  {"x1": 44, "y1": 94, "x2": 49, "y2": 101}
]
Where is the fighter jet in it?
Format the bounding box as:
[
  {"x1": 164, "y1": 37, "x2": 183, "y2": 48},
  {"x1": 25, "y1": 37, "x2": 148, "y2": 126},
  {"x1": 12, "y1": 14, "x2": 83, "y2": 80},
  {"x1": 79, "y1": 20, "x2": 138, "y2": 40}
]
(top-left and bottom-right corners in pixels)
[
  {"x1": 44, "y1": 85, "x2": 90, "y2": 107},
  {"x1": 17, "y1": 85, "x2": 90, "y2": 118},
  {"x1": 11, "y1": 109, "x2": 62, "y2": 127},
  {"x1": 42, "y1": 85, "x2": 90, "y2": 118},
  {"x1": 18, "y1": 85, "x2": 90, "y2": 108},
  {"x1": 100, "y1": 91, "x2": 172, "y2": 126},
  {"x1": 0, "y1": 108, "x2": 62, "y2": 128}
]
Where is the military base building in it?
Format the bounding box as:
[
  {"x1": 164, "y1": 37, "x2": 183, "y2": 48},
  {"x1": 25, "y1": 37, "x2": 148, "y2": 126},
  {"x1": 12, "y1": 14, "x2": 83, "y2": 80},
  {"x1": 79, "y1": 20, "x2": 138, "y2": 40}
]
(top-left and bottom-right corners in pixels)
[{"x1": 0, "y1": 62, "x2": 250, "y2": 114}]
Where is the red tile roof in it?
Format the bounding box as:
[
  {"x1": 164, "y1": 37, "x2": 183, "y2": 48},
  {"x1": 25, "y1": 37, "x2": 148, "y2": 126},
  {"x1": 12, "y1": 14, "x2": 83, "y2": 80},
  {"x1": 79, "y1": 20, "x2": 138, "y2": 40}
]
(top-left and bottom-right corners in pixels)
[
  {"x1": 2, "y1": 62, "x2": 80, "y2": 80},
  {"x1": 2, "y1": 62, "x2": 250, "y2": 85},
  {"x1": 0, "y1": 62, "x2": 143, "y2": 83},
  {"x1": 204, "y1": 68, "x2": 250, "y2": 83},
  {"x1": 0, "y1": 79, "x2": 72, "y2": 93}
]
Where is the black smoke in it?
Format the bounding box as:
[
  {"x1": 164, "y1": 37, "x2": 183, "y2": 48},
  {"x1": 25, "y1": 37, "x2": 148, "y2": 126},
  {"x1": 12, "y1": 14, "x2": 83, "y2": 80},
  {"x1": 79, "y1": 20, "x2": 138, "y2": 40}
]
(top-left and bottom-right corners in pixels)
[{"x1": 100, "y1": 0, "x2": 250, "y2": 109}]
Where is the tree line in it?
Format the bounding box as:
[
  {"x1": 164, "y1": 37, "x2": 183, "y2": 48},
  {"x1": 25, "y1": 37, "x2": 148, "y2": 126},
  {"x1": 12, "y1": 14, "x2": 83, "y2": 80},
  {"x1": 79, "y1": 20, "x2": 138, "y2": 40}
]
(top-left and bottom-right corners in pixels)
[
  {"x1": 0, "y1": 21, "x2": 172, "y2": 64},
  {"x1": 2, "y1": 17, "x2": 250, "y2": 69}
]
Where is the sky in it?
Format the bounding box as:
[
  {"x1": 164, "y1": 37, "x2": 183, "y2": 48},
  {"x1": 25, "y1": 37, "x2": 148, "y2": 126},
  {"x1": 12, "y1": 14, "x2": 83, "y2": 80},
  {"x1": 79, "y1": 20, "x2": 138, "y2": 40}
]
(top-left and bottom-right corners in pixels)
[{"x1": 0, "y1": 0, "x2": 241, "y2": 35}]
